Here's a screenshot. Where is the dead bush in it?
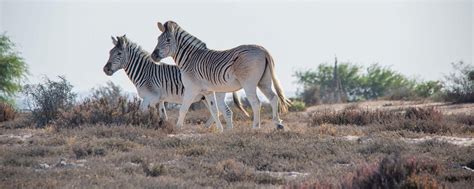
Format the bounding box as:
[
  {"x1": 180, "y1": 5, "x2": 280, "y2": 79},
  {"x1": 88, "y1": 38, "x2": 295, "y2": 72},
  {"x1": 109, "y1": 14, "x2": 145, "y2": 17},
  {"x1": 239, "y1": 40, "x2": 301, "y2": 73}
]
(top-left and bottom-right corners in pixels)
[
  {"x1": 342, "y1": 154, "x2": 443, "y2": 189},
  {"x1": 72, "y1": 143, "x2": 107, "y2": 159},
  {"x1": 310, "y1": 107, "x2": 442, "y2": 126},
  {"x1": 215, "y1": 159, "x2": 254, "y2": 182},
  {"x1": 23, "y1": 76, "x2": 76, "y2": 127},
  {"x1": 0, "y1": 102, "x2": 16, "y2": 122},
  {"x1": 309, "y1": 107, "x2": 466, "y2": 134},
  {"x1": 55, "y1": 97, "x2": 163, "y2": 129},
  {"x1": 142, "y1": 163, "x2": 167, "y2": 177},
  {"x1": 310, "y1": 108, "x2": 396, "y2": 126}
]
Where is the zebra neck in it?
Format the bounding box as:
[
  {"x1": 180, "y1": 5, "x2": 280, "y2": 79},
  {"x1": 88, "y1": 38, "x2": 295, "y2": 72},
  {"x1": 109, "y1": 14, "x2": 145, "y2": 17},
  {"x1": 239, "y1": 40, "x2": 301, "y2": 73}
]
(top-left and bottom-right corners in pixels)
[
  {"x1": 123, "y1": 46, "x2": 152, "y2": 87},
  {"x1": 174, "y1": 28, "x2": 207, "y2": 70}
]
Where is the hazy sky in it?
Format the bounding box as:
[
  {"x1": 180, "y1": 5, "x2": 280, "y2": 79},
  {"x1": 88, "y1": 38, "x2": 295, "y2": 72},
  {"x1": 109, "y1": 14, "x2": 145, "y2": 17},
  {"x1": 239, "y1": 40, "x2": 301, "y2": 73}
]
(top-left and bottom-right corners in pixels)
[{"x1": 1, "y1": 0, "x2": 472, "y2": 96}]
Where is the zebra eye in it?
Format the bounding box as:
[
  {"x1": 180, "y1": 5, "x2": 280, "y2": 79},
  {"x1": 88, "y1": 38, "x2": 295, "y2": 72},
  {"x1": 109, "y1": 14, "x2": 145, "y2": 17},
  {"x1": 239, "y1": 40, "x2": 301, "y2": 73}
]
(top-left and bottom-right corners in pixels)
[
  {"x1": 117, "y1": 52, "x2": 122, "y2": 55},
  {"x1": 166, "y1": 38, "x2": 171, "y2": 42}
]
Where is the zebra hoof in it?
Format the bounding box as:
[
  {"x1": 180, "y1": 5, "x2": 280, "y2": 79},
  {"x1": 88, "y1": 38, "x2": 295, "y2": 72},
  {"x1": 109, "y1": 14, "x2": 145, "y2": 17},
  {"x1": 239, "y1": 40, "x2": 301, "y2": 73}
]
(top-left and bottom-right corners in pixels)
[{"x1": 276, "y1": 124, "x2": 285, "y2": 130}]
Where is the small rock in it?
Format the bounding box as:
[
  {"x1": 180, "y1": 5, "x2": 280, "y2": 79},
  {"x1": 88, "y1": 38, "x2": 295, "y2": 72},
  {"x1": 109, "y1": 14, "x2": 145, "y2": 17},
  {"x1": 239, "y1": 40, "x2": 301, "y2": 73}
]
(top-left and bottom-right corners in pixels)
[
  {"x1": 39, "y1": 163, "x2": 50, "y2": 169},
  {"x1": 57, "y1": 159, "x2": 67, "y2": 167},
  {"x1": 126, "y1": 162, "x2": 140, "y2": 167}
]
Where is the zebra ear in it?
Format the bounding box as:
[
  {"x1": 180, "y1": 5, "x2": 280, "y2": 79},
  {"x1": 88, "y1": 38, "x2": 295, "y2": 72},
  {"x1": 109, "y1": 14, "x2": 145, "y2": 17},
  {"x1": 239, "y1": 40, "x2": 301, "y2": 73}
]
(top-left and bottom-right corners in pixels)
[
  {"x1": 157, "y1": 22, "x2": 165, "y2": 32},
  {"x1": 111, "y1": 36, "x2": 118, "y2": 45},
  {"x1": 165, "y1": 21, "x2": 177, "y2": 32},
  {"x1": 116, "y1": 36, "x2": 124, "y2": 49}
]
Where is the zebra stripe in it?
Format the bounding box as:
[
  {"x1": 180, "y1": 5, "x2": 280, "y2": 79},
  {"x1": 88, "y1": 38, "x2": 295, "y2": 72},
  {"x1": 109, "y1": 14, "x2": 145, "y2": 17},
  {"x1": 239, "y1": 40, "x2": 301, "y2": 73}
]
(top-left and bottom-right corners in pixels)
[{"x1": 120, "y1": 38, "x2": 184, "y2": 97}]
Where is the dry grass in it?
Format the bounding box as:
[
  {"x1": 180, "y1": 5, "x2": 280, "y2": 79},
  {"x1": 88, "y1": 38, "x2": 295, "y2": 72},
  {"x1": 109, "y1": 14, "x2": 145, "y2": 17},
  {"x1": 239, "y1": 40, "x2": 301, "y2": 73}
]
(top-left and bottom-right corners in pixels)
[
  {"x1": 0, "y1": 100, "x2": 473, "y2": 188},
  {"x1": 310, "y1": 107, "x2": 473, "y2": 135},
  {"x1": 0, "y1": 102, "x2": 16, "y2": 122}
]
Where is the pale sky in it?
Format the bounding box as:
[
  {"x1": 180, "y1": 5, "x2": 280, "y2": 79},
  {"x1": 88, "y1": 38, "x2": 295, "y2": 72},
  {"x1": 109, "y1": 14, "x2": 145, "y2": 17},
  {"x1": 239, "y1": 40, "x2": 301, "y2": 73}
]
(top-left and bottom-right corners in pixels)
[{"x1": 1, "y1": 0, "x2": 472, "y2": 97}]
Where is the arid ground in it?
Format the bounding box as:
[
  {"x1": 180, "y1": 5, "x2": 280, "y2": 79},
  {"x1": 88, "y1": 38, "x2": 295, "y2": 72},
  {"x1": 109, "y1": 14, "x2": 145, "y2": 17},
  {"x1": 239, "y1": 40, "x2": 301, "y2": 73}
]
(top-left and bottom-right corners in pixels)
[{"x1": 1, "y1": 100, "x2": 473, "y2": 188}]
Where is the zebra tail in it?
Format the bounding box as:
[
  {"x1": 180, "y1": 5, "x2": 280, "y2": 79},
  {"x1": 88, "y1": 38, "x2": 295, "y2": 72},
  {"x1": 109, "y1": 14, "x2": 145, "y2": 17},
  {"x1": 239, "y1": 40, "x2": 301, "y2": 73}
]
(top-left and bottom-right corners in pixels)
[
  {"x1": 265, "y1": 52, "x2": 292, "y2": 113},
  {"x1": 232, "y1": 92, "x2": 250, "y2": 117}
]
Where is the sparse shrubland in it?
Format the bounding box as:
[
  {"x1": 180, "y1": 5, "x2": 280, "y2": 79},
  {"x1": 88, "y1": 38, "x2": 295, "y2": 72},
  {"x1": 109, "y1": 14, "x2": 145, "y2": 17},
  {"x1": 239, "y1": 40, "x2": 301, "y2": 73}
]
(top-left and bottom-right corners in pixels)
[
  {"x1": 0, "y1": 74, "x2": 473, "y2": 189},
  {"x1": 294, "y1": 61, "x2": 471, "y2": 105},
  {"x1": 310, "y1": 106, "x2": 473, "y2": 134}
]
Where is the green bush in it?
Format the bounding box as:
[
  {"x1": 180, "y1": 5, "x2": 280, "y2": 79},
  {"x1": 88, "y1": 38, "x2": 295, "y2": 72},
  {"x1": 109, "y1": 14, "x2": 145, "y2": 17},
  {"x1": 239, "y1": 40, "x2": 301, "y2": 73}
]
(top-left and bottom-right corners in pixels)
[
  {"x1": 294, "y1": 62, "x2": 453, "y2": 104},
  {"x1": 294, "y1": 62, "x2": 362, "y2": 104},
  {"x1": 288, "y1": 100, "x2": 306, "y2": 112}
]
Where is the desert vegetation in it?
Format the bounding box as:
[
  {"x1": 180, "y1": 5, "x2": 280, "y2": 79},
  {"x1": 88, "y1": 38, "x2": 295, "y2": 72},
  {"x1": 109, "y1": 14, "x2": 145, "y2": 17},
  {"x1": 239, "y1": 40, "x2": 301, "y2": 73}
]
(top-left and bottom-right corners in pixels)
[
  {"x1": 0, "y1": 35, "x2": 473, "y2": 188},
  {"x1": 1, "y1": 77, "x2": 473, "y2": 188},
  {"x1": 294, "y1": 60, "x2": 473, "y2": 106}
]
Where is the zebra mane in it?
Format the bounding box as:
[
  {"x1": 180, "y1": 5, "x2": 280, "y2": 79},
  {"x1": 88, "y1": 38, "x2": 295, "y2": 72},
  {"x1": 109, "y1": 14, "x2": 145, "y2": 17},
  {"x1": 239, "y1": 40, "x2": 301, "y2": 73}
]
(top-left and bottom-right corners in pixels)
[
  {"x1": 173, "y1": 24, "x2": 207, "y2": 50},
  {"x1": 120, "y1": 36, "x2": 156, "y2": 63}
]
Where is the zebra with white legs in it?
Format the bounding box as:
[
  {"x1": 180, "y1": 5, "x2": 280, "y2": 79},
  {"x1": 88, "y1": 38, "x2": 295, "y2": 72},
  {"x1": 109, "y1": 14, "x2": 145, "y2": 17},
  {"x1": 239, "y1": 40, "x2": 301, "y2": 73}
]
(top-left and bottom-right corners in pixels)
[
  {"x1": 103, "y1": 35, "x2": 249, "y2": 128},
  {"x1": 150, "y1": 21, "x2": 291, "y2": 131}
]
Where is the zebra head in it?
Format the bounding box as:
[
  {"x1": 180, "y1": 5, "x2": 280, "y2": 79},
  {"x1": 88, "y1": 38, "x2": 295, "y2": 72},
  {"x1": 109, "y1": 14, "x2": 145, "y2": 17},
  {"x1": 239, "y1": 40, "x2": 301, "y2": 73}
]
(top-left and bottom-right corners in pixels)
[
  {"x1": 104, "y1": 35, "x2": 128, "y2": 76},
  {"x1": 151, "y1": 21, "x2": 178, "y2": 62}
]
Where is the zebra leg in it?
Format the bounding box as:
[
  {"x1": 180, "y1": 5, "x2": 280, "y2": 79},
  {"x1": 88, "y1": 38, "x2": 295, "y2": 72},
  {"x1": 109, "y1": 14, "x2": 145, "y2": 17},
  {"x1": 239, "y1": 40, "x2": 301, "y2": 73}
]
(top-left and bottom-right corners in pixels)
[
  {"x1": 215, "y1": 93, "x2": 233, "y2": 129},
  {"x1": 204, "y1": 92, "x2": 224, "y2": 132},
  {"x1": 158, "y1": 101, "x2": 168, "y2": 121},
  {"x1": 243, "y1": 86, "x2": 261, "y2": 128},
  {"x1": 176, "y1": 90, "x2": 199, "y2": 129},
  {"x1": 140, "y1": 98, "x2": 150, "y2": 111},
  {"x1": 203, "y1": 100, "x2": 215, "y2": 128},
  {"x1": 259, "y1": 86, "x2": 283, "y2": 127}
]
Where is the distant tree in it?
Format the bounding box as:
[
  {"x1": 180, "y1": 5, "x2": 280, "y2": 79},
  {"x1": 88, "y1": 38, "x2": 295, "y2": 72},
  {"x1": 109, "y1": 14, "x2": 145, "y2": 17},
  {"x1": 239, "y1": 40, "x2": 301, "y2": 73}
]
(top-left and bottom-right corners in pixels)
[
  {"x1": 294, "y1": 62, "x2": 363, "y2": 104},
  {"x1": 360, "y1": 64, "x2": 414, "y2": 99},
  {"x1": 0, "y1": 34, "x2": 28, "y2": 104},
  {"x1": 414, "y1": 80, "x2": 443, "y2": 98},
  {"x1": 294, "y1": 62, "x2": 429, "y2": 104}
]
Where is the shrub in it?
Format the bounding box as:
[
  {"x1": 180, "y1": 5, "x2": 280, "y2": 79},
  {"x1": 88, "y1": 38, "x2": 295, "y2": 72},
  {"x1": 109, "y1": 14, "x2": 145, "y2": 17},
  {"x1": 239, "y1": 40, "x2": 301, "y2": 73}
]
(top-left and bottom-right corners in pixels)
[
  {"x1": 414, "y1": 80, "x2": 443, "y2": 98},
  {"x1": 442, "y1": 61, "x2": 474, "y2": 103},
  {"x1": 298, "y1": 86, "x2": 320, "y2": 105},
  {"x1": 310, "y1": 108, "x2": 397, "y2": 126},
  {"x1": 343, "y1": 154, "x2": 443, "y2": 189},
  {"x1": 0, "y1": 102, "x2": 16, "y2": 122},
  {"x1": 90, "y1": 81, "x2": 125, "y2": 105},
  {"x1": 142, "y1": 163, "x2": 167, "y2": 177},
  {"x1": 288, "y1": 100, "x2": 306, "y2": 112},
  {"x1": 310, "y1": 107, "x2": 442, "y2": 126},
  {"x1": 215, "y1": 159, "x2": 253, "y2": 182},
  {"x1": 309, "y1": 107, "x2": 467, "y2": 134},
  {"x1": 23, "y1": 76, "x2": 76, "y2": 127},
  {"x1": 56, "y1": 97, "x2": 166, "y2": 130}
]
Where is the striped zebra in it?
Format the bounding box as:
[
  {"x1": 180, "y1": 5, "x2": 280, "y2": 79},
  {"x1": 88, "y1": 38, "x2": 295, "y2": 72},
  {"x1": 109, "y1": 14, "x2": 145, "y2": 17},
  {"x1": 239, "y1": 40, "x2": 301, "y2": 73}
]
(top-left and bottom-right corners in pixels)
[
  {"x1": 150, "y1": 21, "x2": 291, "y2": 131},
  {"x1": 103, "y1": 35, "x2": 249, "y2": 128}
]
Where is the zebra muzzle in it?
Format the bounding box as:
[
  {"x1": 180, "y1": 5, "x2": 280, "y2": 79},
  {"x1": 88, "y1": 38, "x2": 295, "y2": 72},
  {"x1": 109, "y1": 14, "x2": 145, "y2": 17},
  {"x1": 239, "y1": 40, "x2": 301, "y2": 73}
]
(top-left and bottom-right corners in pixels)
[
  {"x1": 103, "y1": 63, "x2": 113, "y2": 76},
  {"x1": 151, "y1": 50, "x2": 161, "y2": 61}
]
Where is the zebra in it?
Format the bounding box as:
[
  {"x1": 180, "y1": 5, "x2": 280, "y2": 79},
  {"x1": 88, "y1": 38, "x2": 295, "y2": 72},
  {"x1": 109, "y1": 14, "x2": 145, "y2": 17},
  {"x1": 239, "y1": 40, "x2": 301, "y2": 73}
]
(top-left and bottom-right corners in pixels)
[
  {"x1": 103, "y1": 35, "x2": 249, "y2": 128},
  {"x1": 150, "y1": 21, "x2": 291, "y2": 131}
]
